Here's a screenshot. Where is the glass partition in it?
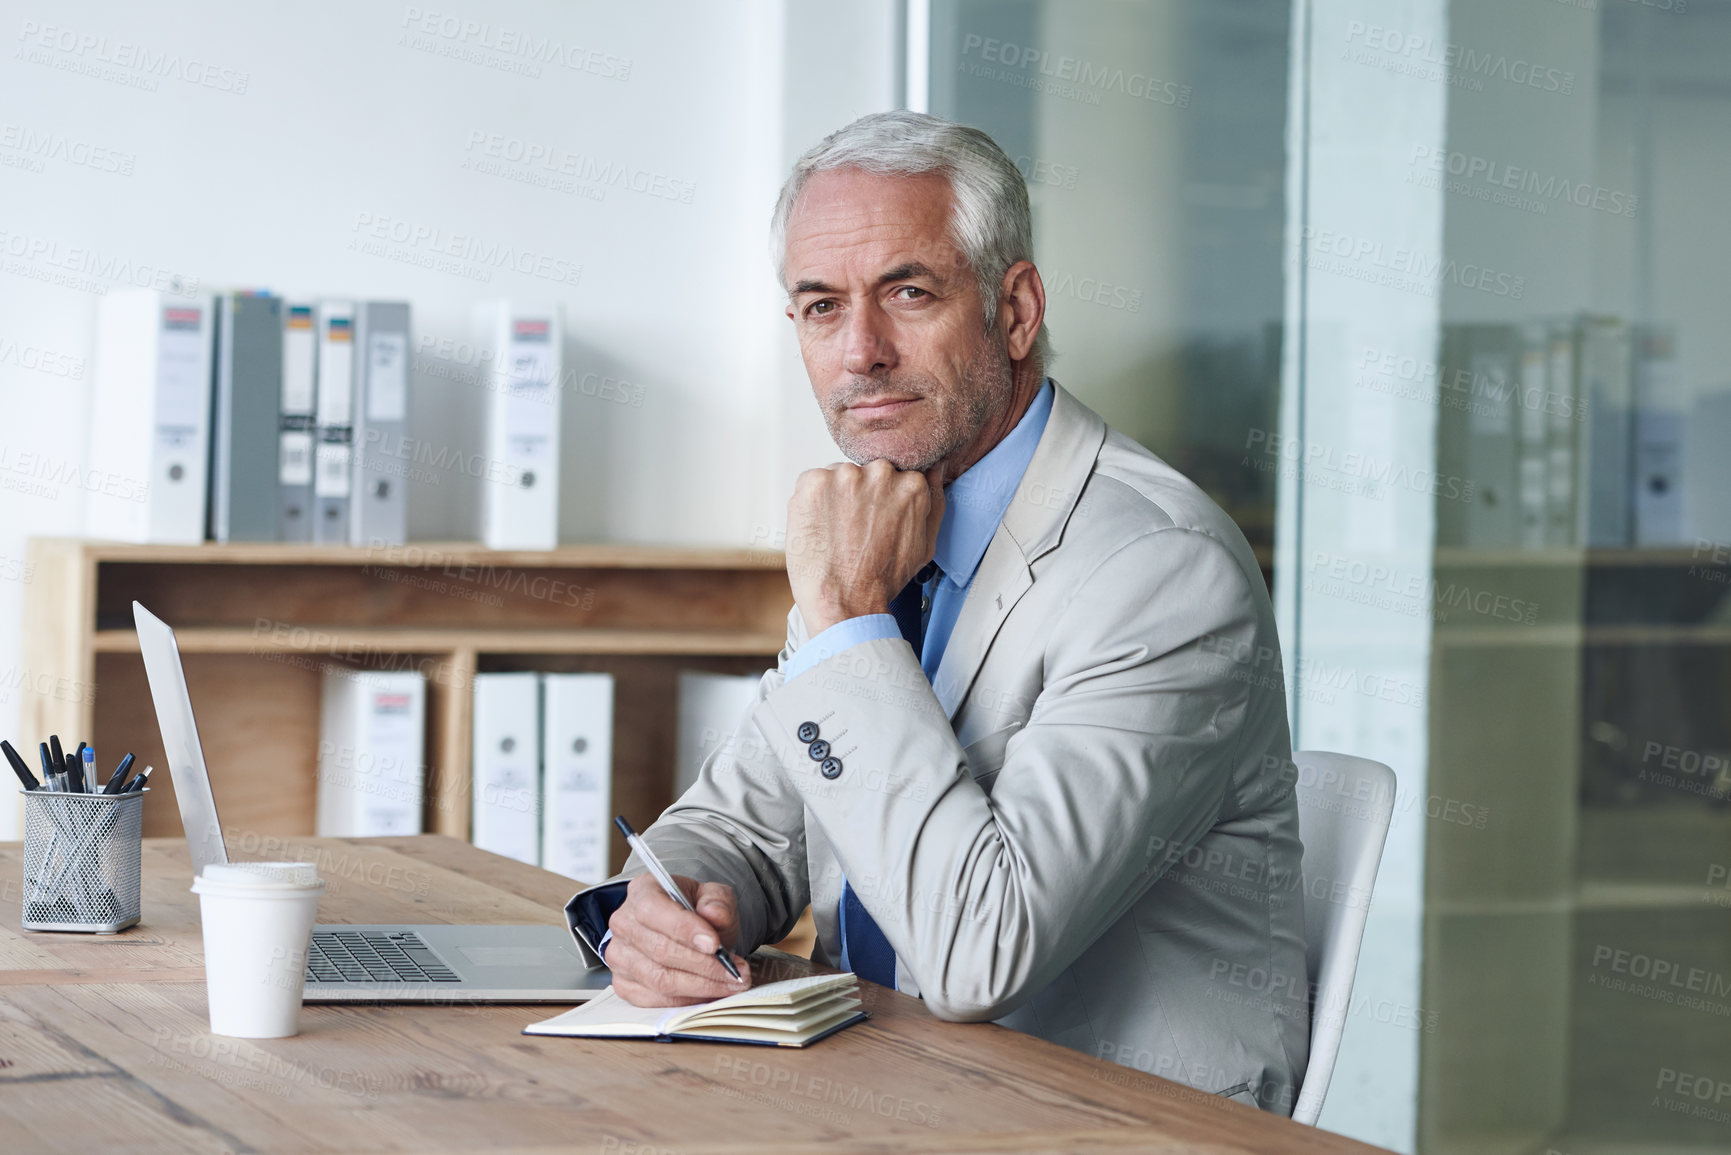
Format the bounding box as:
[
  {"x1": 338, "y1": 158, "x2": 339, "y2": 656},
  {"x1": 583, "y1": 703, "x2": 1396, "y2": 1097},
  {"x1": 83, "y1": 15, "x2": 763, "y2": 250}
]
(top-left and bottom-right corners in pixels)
[
  {"x1": 930, "y1": 0, "x2": 1292, "y2": 570},
  {"x1": 932, "y1": 1, "x2": 1730, "y2": 1152}
]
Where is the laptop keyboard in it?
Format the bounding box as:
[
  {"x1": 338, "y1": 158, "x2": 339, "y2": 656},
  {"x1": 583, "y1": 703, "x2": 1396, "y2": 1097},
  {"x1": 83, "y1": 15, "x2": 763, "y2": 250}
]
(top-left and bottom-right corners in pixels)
[{"x1": 305, "y1": 930, "x2": 461, "y2": 984}]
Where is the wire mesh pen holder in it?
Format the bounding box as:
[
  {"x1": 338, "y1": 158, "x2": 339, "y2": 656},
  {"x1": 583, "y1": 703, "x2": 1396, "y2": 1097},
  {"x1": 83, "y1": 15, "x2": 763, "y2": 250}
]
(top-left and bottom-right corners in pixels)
[{"x1": 20, "y1": 788, "x2": 146, "y2": 933}]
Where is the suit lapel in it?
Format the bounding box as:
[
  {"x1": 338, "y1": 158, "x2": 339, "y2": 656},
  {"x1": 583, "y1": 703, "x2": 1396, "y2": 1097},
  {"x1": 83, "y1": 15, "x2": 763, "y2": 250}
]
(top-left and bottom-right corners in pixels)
[
  {"x1": 931, "y1": 384, "x2": 1108, "y2": 721},
  {"x1": 932, "y1": 530, "x2": 1031, "y2": 718}
]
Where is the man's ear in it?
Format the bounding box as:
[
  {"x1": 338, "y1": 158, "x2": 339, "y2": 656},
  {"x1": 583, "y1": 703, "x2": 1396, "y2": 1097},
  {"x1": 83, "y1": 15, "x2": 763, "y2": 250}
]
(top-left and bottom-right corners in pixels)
[{"x1": 998, "y1": 260, "x2": 1045, "y2": 363}]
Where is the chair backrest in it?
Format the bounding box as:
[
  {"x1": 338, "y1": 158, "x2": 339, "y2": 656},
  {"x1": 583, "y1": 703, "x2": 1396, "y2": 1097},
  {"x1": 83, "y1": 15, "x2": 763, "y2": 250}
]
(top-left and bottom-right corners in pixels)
[{"x1": 1288, "y1": 750, "x2": 1396, "y2": 1127}]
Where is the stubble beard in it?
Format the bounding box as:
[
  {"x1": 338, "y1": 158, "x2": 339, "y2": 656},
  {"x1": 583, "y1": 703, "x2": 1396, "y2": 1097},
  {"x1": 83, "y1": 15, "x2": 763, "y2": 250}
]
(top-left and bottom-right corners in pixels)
[{"x1": 825, "y1": 333, "x2": 1014, "y2": 473}]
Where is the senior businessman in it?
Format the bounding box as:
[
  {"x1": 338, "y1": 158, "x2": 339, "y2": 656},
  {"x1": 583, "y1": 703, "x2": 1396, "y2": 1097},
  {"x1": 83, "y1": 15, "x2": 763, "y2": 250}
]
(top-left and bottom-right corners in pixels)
[{"x1": 567, "y1": 111, "x2": 1309, "y2": 1113}]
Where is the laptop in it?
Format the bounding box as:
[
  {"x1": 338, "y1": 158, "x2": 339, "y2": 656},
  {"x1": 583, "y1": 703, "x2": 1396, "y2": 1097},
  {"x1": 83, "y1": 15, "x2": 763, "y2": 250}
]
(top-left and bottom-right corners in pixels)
[{"x1": 134, "y1": 601, "x2": 613, "y2": 1003}]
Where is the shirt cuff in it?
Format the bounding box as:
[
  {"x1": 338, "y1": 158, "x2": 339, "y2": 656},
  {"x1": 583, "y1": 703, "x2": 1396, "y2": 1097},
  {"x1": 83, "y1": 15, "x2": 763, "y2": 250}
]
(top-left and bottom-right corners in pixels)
[
  {"x1": 782, "y1": 614, "x2": 901, "y2": 681},
  {"x1": 569, "y1": 879, "x2": 630, "y2": 962}
]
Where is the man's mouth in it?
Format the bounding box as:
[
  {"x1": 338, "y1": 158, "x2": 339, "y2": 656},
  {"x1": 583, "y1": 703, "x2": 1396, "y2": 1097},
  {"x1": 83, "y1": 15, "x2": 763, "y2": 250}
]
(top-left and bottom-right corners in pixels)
[{"x1": 845, "y1": 396, "x2": 920, "y2": 421}]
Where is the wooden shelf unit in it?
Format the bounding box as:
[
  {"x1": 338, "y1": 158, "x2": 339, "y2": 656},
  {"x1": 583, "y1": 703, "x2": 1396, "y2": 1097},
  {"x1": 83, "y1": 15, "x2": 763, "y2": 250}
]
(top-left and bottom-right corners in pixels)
[{"x1": 20, "y1": 539, "x2": 791, "y2": 871}]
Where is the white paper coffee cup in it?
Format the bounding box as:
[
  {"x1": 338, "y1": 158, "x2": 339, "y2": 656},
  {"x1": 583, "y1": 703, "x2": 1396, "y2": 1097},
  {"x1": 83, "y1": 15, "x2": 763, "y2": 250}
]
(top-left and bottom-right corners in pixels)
[{"x1": 192, "y1": 862, "x2": 325, "y2": 1038}]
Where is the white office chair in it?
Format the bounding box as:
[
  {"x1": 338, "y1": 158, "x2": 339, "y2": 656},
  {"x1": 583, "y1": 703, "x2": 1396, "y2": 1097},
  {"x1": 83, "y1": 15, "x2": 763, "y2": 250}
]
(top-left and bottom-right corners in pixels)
[{"x1": 1288, "y1": 750, "x2": 1396, "y2": 1127}]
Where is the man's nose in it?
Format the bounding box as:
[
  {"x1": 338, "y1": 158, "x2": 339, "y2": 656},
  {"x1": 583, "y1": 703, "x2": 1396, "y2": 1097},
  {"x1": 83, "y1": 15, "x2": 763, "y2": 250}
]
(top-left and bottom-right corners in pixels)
[{"x1": 841, "y1": 303, "x2": 896, "y2": 376}]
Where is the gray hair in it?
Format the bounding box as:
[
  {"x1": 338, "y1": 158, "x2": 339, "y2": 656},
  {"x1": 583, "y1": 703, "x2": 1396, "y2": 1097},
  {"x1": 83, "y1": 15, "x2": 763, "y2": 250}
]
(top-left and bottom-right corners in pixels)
[{"x1": 771, "y1": 110, "x2": 1052, "y2": 372}]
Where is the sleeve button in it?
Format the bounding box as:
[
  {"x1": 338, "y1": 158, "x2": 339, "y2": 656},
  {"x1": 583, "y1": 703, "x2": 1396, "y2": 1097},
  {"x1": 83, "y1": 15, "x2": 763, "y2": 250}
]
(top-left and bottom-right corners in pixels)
[
  {"x1": 820, "y1": 757, "x2": 843, "y2": 779},
  {"x1": 807, "y1": 739, "x2": 830, "y2": 761},
  {"x1": 797, "y1": 721, "x2": 820, "y2": 743}
]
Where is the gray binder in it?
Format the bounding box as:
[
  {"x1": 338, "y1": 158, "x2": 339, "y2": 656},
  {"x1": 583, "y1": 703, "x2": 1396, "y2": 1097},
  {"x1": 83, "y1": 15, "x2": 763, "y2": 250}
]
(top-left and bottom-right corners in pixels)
[
  {"x1": 1463, "y1": 325, "x2": 1519, "y2": 549},
  {"x1": 350, "y1": 301, "x2": 411, "y2": 546},
  {"x1": 209, "y1": 293, "x2": 284, "y2": 543},
  {"x1": 1576, "y1": 316, "x2": 1632, "y2": 548},
  {"x1": 278, "y1": 302, "x2": 317, "y2": 541},
  {"x1": 313, "y1": 301, "x2": 356, "y2": 543},
  {"x1": 1436, "y1": 324, "x2": 1518, "y2": 549}
]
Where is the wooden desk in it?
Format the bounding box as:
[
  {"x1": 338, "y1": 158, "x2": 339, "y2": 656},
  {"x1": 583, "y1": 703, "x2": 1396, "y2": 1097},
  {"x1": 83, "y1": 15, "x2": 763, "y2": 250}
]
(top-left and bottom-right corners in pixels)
[{"x1": 0, "y1": 836, "x2": 1388, "y2": 1154}]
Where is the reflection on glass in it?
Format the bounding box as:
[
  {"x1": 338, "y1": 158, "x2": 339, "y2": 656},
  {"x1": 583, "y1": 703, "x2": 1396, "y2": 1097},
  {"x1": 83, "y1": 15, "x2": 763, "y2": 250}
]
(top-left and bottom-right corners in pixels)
[
  {"x1": 935, "y1": 0, "x2": 1729, "y2": 1151},
  {"x1": 931, "y1": 0, "x2": 1290, "y2": 567},
  {"x1": 1424, "y1": 1, "x2": 1731, "y2": 1152}
]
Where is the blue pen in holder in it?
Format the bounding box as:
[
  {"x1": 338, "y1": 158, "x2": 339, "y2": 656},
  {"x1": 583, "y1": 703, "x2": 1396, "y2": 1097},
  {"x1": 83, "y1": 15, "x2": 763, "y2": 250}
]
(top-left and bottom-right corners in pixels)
[{"x1": 20, "y1": 788, "x2": 146, "y2": 933}]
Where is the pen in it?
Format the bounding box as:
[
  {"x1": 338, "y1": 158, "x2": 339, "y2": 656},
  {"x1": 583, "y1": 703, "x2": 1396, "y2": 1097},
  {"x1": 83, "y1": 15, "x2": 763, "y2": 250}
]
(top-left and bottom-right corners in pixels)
[
  {"x1": 48, "y1": 734, "x2": 64, "y2": 777},
  {"x1": 122, "y1": 764, "x2": 154, "y2": 795},
  {"x1": 613, "y1": 815, "x2": 744, "y2": 983},
  {"x1": 2, "y1": 740, "x2": 40, "y2": 790},
  {"x1": 80, "y1": 747, "x2": 96, "y2": 794},
  {"x1": 67, "y1": 748, "x2": 86, "y2": 794},
  {"x1": 104, "y1": 753, "x2": 136, "y2": 795}
]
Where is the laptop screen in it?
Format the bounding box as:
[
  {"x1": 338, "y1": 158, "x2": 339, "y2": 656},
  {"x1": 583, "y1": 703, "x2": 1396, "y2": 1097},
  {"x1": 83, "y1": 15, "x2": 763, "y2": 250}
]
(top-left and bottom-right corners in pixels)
[{"x1": 133, "y1": 601, "x2": 230, "y2": 875}]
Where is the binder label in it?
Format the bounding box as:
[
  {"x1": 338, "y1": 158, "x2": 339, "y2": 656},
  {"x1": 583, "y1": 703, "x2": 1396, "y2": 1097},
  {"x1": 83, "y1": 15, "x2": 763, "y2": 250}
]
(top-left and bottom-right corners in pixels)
[
  {"x1": 504, "y1": 324, "x2": 556, "y2": 460},
  {"x1": 316, "y1": 307, "x2": 356, "y2": 423},
  {"x1": 155, "y1": 304, "x2": 206, "y2": 442},
  {"x1": 367, "y1": 331, "x2": 408, "y2": 421},
  {"x1": 315, "y1": 442, "x2": 352, "y2": 497},
  {"x1": 282, "y1": 308, "x2": 316, "y2": 414},
  {"x1": 280, "y1": 430, "x2": 313, "y2": 486}
]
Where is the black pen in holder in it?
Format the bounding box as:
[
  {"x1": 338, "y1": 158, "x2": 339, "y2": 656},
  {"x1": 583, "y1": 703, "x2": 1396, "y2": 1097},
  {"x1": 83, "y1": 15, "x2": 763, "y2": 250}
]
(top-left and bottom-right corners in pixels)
[{"x1": 19, "y1": 787, "x2": 147, "y2": 933}]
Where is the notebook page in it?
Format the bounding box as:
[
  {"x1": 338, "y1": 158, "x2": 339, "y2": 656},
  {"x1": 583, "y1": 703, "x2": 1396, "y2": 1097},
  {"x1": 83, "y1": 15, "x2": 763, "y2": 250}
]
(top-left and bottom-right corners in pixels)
[
  {"x1": 684, "y1": 997, "x2": 863, "y2": 1035},
  {"x1": 524, "y1": 987, "x2": 675, "y2": 1037},
  {"x1": 667, "y1": 1005, "x2": 865, "y2": 1047},
  {"x1": 525, "y1": 973, "x2": 859, "y2": 1037},
  {"x1": 662, "y1": 973, "x2": 858, "y2": 1031}
]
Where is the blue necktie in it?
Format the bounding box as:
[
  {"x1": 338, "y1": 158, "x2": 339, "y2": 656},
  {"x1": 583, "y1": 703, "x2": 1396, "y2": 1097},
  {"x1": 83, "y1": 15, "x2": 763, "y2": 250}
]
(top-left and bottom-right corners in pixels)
[{"x1": 841, "y1": 563, "x2": 938, "y2": 989}]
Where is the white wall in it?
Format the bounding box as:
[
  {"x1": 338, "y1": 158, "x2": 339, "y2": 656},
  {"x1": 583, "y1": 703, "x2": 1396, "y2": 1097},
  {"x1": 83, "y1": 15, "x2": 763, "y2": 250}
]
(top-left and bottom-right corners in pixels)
[{"x1": 0, "y1": 0, "x2": 904, "y2": 837}]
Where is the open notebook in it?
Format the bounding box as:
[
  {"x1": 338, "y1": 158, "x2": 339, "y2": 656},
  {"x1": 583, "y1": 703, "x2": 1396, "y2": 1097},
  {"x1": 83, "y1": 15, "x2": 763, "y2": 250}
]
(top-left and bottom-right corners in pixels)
[{"x1": 523, "y1": 973, "x2": 866, "y2": 1047}]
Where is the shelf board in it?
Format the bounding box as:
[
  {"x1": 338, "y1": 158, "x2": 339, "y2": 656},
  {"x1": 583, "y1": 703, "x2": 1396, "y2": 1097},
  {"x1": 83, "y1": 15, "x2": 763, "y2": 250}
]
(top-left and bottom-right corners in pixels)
[
  {"x1": 1432, "y1": 624, "x2": 1731, "y2": 647},
  {"x1": 1432, "y1": 884, "x2": 1731, "y2": 915},
  {"x1": 40, "y1": 537, "x2": 788, "y2": 570},
  {"x1": 93, "y1": 626, "x2": 785, "y2": 657},
  {"x1": 1575, "y1": 881, "x2": 1731, "y2": 912},
  {"x1": 1433, "y1": 545, "x2": 1718, "y2": 569},
  {"x1": 1584, "y1": 624, "x2": 1731, "y2": 646},
  {"x1": 1429, "y1": 624, "x2": 1582, "y2": 647}
]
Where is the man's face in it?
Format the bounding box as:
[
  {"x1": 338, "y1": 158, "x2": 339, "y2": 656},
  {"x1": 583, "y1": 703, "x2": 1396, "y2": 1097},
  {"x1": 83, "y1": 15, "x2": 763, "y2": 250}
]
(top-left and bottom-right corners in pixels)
[{"x1": 783, "y1": 168, "x2": 1012, "y2": 473}]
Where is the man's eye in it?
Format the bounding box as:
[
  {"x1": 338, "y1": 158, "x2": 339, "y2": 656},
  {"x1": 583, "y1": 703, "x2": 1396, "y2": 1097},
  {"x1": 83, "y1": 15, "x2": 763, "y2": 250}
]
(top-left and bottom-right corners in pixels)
[
  {"x1": 894, "y1": 286, "x2": 926, "y2": 300},
  {"x1": 807, "y1": 300, "x2": 836, "y2": 317}
]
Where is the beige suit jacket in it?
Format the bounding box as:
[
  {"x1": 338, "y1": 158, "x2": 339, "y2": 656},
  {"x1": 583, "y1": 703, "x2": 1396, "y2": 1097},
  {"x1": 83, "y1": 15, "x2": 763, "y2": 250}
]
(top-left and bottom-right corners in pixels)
[{"x1": 570, "y1": 383, "x2": 1310, "y2": 1113}]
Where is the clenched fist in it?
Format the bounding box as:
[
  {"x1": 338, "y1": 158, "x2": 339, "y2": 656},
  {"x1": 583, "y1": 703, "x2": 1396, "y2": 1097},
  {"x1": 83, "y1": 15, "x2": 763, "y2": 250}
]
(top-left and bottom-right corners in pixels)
[{"x1": 785, "y1": 460, "x2": 945, "y2": 636}]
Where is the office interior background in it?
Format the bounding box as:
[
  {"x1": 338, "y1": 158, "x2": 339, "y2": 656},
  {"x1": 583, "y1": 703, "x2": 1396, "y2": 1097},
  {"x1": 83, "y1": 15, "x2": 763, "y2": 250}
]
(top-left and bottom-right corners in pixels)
[{"x1": 2, "y1": 1, "x2": 1728, "y2": 1151}]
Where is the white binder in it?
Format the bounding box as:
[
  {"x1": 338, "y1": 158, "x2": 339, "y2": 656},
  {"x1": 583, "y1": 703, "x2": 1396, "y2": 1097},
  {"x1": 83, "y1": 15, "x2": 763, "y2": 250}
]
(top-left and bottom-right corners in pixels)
[
  {"x1": 1633, "y1": 325, "x2": 1685, "y2": 546},
  {"x1": 1544, "y1": 320, "x2": 1579, "y2": 548},
  {"x1": 277, "y1": 302, "x2": 318, "y2": 542},
  {"x1": 475, "y1": 302, "x2": 563, "y2": 549},
  {"x1": 314, "y1": 301, "x2": 356, "y2": 543},
  {"x1": 86, "y1": 289, "x2": 214, "y2": 543},
  {"x1": 471, "y1": 672, "x2": 542, "y2": 866},
  {"x1": 540, "y1": 673, "x2": 615, "y2": 884},
  {"x1": 351, "y1": 301, "x2": 412, "y2": 546},
  {"x1": 675, "y1": 671, "x2": 763, "y2": 797},
  {"x1": 317, "y1": 667, "x2": 426, "y2": 837}
]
